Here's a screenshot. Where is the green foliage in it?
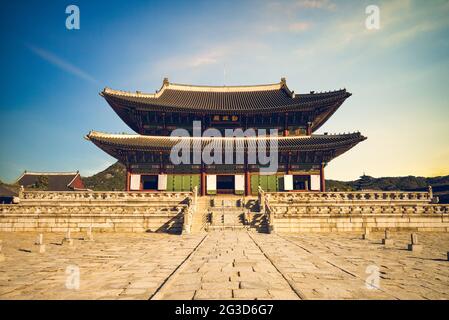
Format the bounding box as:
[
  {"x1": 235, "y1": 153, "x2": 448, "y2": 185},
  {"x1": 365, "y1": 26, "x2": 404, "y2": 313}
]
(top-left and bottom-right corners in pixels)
[
  {"x1": 81, "y1": 162, "x2": 127, "y2": 191},
  {"x1": 0, "y1": 180, "x2": 19, "y2": 196},
  {"x1": 326, "y1": 175, "x2": 449, "y2": 192},
  {"x1": 29, "y1": 175, "x2": 49, "y2": 190},
  {"x1": 326, "y1": 180, "x2": 355, "y2": 191},
  {"x1": 326, "y1": 174, "x2": 449, "y2": 204},
  {"x1": 354, "y1": 174, "x2": 375, "y2": 190}
]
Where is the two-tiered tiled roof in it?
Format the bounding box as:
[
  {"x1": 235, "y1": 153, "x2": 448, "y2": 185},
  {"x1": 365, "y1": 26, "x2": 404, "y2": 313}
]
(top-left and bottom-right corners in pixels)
[{"x1": 88, "y1": 78, "x2": 365, "y2": 167}]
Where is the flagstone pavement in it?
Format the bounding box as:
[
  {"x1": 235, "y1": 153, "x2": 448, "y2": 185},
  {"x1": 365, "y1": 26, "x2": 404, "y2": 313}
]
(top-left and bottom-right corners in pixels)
[{"x1": 0, "y1": 231, "x2": 448, "y2": 300}]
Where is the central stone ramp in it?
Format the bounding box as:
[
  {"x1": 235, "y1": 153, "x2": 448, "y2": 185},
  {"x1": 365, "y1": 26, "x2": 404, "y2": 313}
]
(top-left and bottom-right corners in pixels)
[
  {"x1": 152, "y1": 230, "x2": 299, "y2": 300},
  {"x1": 208, "y1": 196, "x2": 246, "y2": 231},
  {"x1": 200, "y1": 195, "x2": 269, "y2": 233}
]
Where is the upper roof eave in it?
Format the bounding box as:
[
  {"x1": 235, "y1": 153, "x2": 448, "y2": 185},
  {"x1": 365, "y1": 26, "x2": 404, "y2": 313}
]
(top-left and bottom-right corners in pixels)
[
  {"x1": 86, "y1": 131, "x2": 366, "y2": 152},
  {"x1": 102, "y1": 88, "x2": 351, "y2": 114}
]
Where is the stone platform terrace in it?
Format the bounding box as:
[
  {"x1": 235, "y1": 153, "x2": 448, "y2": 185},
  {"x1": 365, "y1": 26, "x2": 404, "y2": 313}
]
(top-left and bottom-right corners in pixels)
[{"x1": 1, "y1": 230, "x2": 448, "y2": 300}]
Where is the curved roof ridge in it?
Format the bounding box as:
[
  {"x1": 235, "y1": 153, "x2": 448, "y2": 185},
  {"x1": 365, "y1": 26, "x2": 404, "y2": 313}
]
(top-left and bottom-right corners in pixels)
[
  {"x1": 101, "y1": 78, "x2": 291, "y2": 98},
  {"x1": 167, "y1": 81, "x2": 284, "y2": 93},
  {"x1": 19, "y1": 171, "x2": 79, "y2": 175}
]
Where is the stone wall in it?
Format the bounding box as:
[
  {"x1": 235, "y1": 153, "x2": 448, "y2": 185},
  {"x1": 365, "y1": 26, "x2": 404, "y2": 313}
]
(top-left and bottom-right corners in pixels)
[
  {"x1": 0, "y1": 191, "x2": 193, "y2": 234},
  {"x1": 3, "y1": 190, "x2": 448, "y2": 234},
  {"x1": 263, "y1": 191, "x2": 449, "y2": 233}
]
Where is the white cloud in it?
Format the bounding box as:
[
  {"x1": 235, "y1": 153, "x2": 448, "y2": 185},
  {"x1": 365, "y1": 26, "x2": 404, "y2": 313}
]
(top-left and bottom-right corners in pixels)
[
  {"x1": 288, "y1": 21, "x2": 311, "y2": 32},
  {"x1": 153, "y1": 41, "x2": 270, "y2": 72},
  {"x1": 294, "y1": 0, "x2": 449, "y2": 60},
  {"x1": 296, "y1": 0, "x2": 336, "y2": 10},
  {"x1": 26, "y1": 44, "x2": 98, "y2": 84}
]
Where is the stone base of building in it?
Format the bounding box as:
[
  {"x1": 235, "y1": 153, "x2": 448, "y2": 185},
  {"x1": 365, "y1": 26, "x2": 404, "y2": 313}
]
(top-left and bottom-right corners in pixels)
[
  {"x1": 273, "y1": 215, "x2": 449, "y2": 233},
  {"x1": 1, "y1": 190, "x2": 448, "y2": 234},
  {"x1": 0, "y1": 213, "x2": 184, "y2": 233}
]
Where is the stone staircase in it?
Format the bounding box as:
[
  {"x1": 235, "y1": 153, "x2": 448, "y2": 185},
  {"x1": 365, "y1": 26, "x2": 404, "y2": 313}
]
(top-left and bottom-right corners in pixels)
[
  {"x1": 188, "y1": 195, "x2": 269, "y2": 233},
  {"x1": 208, "y1": 206, "x2": 246, "y2": 230}
]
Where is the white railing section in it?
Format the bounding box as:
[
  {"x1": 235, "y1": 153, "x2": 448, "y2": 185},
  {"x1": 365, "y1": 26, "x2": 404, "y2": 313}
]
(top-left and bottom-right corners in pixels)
[
  {"x1": 266, "y1": 190, "x2": 432, "y2": 203},
  {"x1": 182, "y1": 186, "x2": 198, "y2": 235},
  {"x1": 20, "y1": 190, "x2": 191, "y2": 202}
]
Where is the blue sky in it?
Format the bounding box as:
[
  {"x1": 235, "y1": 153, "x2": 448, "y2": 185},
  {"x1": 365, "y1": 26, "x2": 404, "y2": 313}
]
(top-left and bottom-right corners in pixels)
[{"x1": 1, "y1": 0, "x2": 448, "y2": 182}]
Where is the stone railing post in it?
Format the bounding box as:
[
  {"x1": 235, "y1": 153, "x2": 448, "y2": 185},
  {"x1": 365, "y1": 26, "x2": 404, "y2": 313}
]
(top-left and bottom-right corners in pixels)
[
  {"x1": 182, "y1": 205, "x2": 192, "y2": 235},
  {"x1": 182, "y1": 194, "x2": 195, "y2": 235},
  {"x1": 18, "y1": 186, "x2": 24, "y2": 199},
  {"x1": 193, "y1": 186, "x2": 198, "y2": 211},
  {"x1": 266, "y1": 200, "x2": 276, "y2": 234},
  {"x1": 258, "y1": 186, "x2": 265, "y2": 212}
]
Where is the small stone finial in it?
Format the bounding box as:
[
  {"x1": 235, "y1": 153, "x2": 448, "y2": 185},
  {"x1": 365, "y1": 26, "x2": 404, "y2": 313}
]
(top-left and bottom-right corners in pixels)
[
  {"x1": 362, "y1": 228, "x2": 370, "y2": 240},
  {"x1": 35, "y1": 234, "x2": 45, "y2": 253},
  {"x1": 86, "y1": 225, "x2": 94, "y2": 242},
  {"x1": 408, "y1": 233, "x2": 422, "y2": 252},
  {"x1": 0, "y1": 240, "x2": 4, "y2": 262},
  {"x1": 163, "y1": 77, "x2": 169, "y2": 86},
  {"x1": 411, "y1": 233, "x2": 418, "y2": 245},
  {"x1": 280, "y1": 77, "x2": 286, "y2": 85},
  {"x1": 428, "y1": 185, "x2": 433, "y2": 199},
  {"x1": 35, "y1": 234, "x2": 43, "y2": 245},
  {"x1": 382, "y1": 229, "x2": 394, "y2": 246},
  {"x1": 63, "y1": 228, "x2": 74, "y2": 246}
]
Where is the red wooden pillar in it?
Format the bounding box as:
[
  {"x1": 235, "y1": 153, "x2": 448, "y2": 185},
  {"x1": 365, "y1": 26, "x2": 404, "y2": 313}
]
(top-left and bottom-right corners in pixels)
[
  {"x1": 283, "y1": 112, "x2": 289, "y2": 136},
  {"x1": 320, "y1": 163, "x2": 326, "y2": 192},
  {"x1": 245, "y1": 170, "x2": 251, "y2": 196},
  {"x1": 201, "y1": 166, "x2": 206, "y2": 196},
  {"x1": 126, "y1": 170, "x2": 131, "y2": 191},
  {"x1": 306, "y1": 121, "x2": 312, "y2": 136}
]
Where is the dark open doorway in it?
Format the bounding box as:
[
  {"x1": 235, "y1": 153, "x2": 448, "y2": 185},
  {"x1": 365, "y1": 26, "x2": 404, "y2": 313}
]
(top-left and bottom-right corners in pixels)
[
  {"x1": 141, "y1": 175, "x2": 158, "y2": 190},
  {"x1": 216, "y1": 175, "x2": 235, "y2": 194},
  {"x1": 293, "y1": 175, "x2": 310, "y2": 191}
]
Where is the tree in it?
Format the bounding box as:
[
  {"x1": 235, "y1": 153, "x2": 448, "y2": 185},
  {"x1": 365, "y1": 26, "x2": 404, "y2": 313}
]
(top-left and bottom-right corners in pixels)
[{"x1": 355, "y1": 174, "x2": 375, "y2": 191}]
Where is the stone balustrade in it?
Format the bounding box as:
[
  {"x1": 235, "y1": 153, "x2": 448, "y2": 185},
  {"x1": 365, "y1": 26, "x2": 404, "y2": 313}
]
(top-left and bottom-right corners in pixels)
[
  {"x1": 0, "y1": 190, "x2": 194, "y2": 233},
  {"x1": 269, "y1": 203, "x2": 449, "y2": 216},
  {"x1": 0, "y1": 204, "x2": 187, "y2": 216},
  {"x1": 258, "y1": 189, "x2": 449, "y2": 233},
  {"x1": 0, "y1": 202, "x2": 187, "y2": 233},
  {"x1": 20, "y1": 191, "x2": 192, "y2": 202},
  {"x1": 266, "y1": 191, "x2": 431, "y2": 204}
]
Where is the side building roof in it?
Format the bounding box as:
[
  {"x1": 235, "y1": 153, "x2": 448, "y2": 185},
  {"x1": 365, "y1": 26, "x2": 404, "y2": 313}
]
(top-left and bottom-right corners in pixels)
[
  {"x1": 16, "y1": 171, "x2": 83, "y2": 191},
  {"x1": 0, "y1": 184, "x2": 18, "y2": 197}
]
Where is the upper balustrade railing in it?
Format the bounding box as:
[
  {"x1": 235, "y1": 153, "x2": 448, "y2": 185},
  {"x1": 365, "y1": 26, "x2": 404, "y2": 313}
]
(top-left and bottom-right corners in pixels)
[
  {"x1": 20, "y1": 190, "x2": 192, "y2": 202},
  {"x1": 265, "y1": 191, "x2": 432, "y2": 203}
]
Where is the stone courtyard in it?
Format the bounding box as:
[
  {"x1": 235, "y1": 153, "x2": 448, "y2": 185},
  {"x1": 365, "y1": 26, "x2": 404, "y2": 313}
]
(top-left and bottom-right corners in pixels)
[{"x1": 1, "y1": 230, "x2": 448, "y2": 300}]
